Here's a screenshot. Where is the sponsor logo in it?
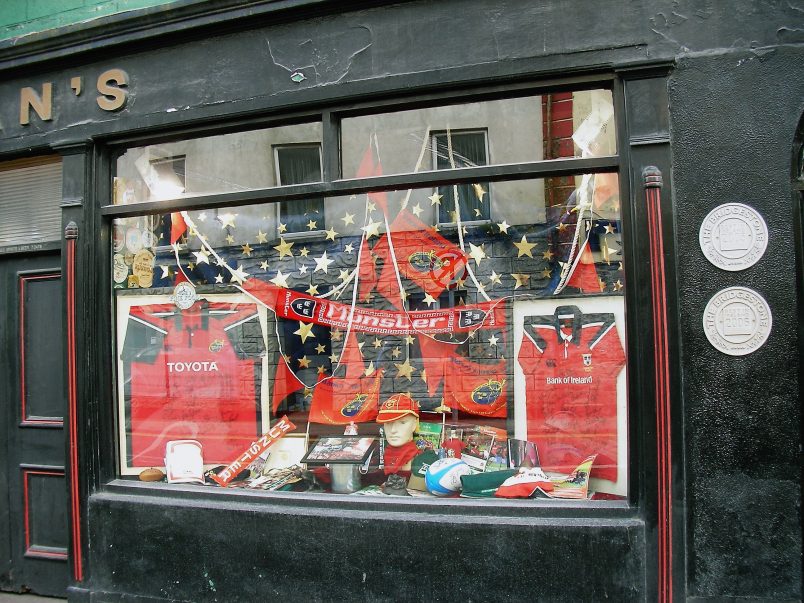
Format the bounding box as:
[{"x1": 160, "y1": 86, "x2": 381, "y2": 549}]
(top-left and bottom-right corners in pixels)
[
  {"x1": 341, "y1": 393, "x2": 368, "y2": 417},
  {"x1": 209, "y1": 339, "x2": 224, "y2": 353},
  {"x1": 167, "y1": 361, "x2": 219, "y2": 373},
  {"x1": 471, "y1": 379, "x2": 505, "y2": 406},
  {"x1": 291, "y1": 298, "x2": 317, "y2": 319}
]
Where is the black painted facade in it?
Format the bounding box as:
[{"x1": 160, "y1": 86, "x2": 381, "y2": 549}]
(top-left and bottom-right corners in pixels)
[{"x1": 0, "y1": 1, "x2": 801, "y2": 601}]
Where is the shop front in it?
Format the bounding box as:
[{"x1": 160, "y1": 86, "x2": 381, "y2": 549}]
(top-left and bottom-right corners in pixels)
[{"x1": 0, "y1": 1, "x2": 800, "y2": 601}]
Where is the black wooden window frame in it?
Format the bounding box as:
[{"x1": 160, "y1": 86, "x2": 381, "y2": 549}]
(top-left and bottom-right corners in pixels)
[{"x1": 100, "y1": 73, "x2": 642, "y2": 518}]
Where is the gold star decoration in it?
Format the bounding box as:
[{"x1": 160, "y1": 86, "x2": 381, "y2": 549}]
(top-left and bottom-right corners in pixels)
[
  {"x1": 365, "y1": 361, "x2": 376, "y2": 377},
  {"x1": 274, "y1": 237, "x2": 294, "y2": 259},
  {"x1": 412, "y1": 203, "x2": 424, "y2": 218},
  {"x1": 391, "y1": 347, "x2": 401, "y2": 359},
  {"x1": 278, "y1": 222, "x2": 288, "y2": 234},
  {"x1": 468, "y1": 242, "x2": 486, "y2": 265},
  {"x1": 514, "y1": 235, "x2": 537, "y2": 258},
  {"x1": 313, "y1": 251, "x2": 335, "y2": 273},
  {"x1": 270, "y1": 270, "x2": 290, "y2": 288},
  {"x1": 256, "y1": 230, "x2": 268, "y2": 244},
  {"x1": 361, "y1": 221, "x2": 382, "y2": 238},
  {"x1": 428, "y1": 192, "x2": 443, "y2": 206},
  {"x1": 241, "y1": 243, "x2": 253, "y2": 257},
  {"x1": 214, "y1": 274, "x2": 224, "y2": 283},
  {"x1": 218, "y1": 213, "x2": 237, "y2": 229},
  {"x1": 373, "y1": 337, "x2": 382, "y2": 348},
  {"x1": 556, "y1": 222, "x2": 569, "y2": 232},
  {"x1": 299, "y1": 247, "x2": 310, "y2": 257},
  {"x1": 293, "y1": 322, "x2": 316, "y2": 343},
  {"x1": 423, "y1": 293, "x2": 437, "y2": 307},
  {"x1": 540, "y1": 268, "x2": 552, "y2": 279},
  {"x1": 317, "y1": 365, "x2": 327, "y2": 375},
  {"x1": 331, "y1": 329, "x2": 343, "y2": 341},
  {"x1": 193, "y1": 249, "x2": 210, "y2": 265},
  {"x1": 613, "y1": 280, "x2": 624, "y2": 291},
  {"x1": 341, "y1": 212, "x2": 355, "y2": 226},
  {"x1": 542, "y1": 249, "x2": 555, "y2": 261},
  {"x1": 299, "y1": 264, "x2": 308, "y2": 274},
  {"x1": 488, "y1": 271, "x2": 502, "y2": 285},
  {"x1": 394, "y1": 358, "x2": 415, "y2": 380},
  {"x1": 306, "y1": 219, "x2": 318, "y2": 231},
  {"x1": 225, "y1": 234, "x2": 235, "y2": 244},
  {"x1": 315, "y1": 343, "x2": 326, "y2": 354},
  {"x1": 324, "y1": 227, "x2": 338, "y2": 241},
  {"x1": 297, "y1": 356, "x2": 311, "y2": 368},
  {"x1": 511, "y1": 273, "x2": 530, "y2": 289},
  {"x1": 306, "y1": 283, "x2": 319, "y2": 296},
  {"x1": 488, "y1": 334, "x2": 499, "y2": 347},
  {"x1": 338, "y1": 269, "x2": 351, "y2": 283},
  {"x1": 231, "y1": 265, "x2": 248, "y2": 284},
  {"x1": 403, "y1": 334, "x2": 415, "y2": 346},
  {"x1": 259, "y1": 261, "x2": 269, "y2": 271},
  {"x1": 604, "y1": 223, "x2": 616, "y2": 234},
  {"x1": 497, "y1": 220, "x2": 510, "y2": 234},
  {"x1": 344, "y1": 243, "x2": 355, "y2": 254},
  {"x1": 329, "y1": 352, "x2": 340, "y2": 364},
  {"x1": 472, "y1": 184, "x2": 487, "y2": 201}
]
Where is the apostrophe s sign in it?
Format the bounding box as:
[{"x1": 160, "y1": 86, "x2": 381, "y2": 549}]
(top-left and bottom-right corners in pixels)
[{"x1": 18, "y1": 68, "x2": 130, "y2": 126}]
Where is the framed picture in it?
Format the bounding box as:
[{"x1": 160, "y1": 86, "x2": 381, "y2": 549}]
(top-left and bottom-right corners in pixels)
[
  {"x1": 512, "y1": 295, "x2": 627, "y2": 496},
  {"x1": 300, "y1": 436, "x2": 377, "y2": 465},
  {"x1": 115, "y1": 291, "x2": 272, "y2": 475}
]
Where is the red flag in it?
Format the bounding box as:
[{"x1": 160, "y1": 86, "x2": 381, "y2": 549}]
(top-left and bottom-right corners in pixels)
[
  {"x1": 271, "y1": 354, "x2": 306, "y2": 413},
  {"x1": 357, "y1": 238, "x2": 378, "y2": 303},
  {"x1": 170, "y1": 212, "x2": 187, "y2": 244},
  {"x1": 308, "y1": 331, "x2": 384, "y2": 424},
  {"x1": 371, "y1": 208, "x2": 467, "y2": 302},
  {"x1": 356, "y1": 142, "x2": 388, "y2": 214},
  {"x1": 566, "y1": 240, "x2": 602, "y2": 293},
  {"x1": 441, "y1": 354, "x2": 507, "y2": 418}
]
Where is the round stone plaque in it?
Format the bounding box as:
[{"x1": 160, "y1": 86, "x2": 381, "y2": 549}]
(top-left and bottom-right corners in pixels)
[
  {"x1": 703, "y1": 287, "x2": 772, "y2": 356},
  {"x1": 699, "y1": 203, "x2": 768, "y2": 271}
]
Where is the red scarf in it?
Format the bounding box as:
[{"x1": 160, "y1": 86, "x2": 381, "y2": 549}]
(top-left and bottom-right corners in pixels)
[{"x1": 383, "y1": 441, "x2": 419, "y2": 475}]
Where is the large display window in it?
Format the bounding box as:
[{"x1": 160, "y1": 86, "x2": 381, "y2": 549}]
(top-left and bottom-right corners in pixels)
[{"x1": 111, "y1": 85, "x2": 628, "y2": 501}]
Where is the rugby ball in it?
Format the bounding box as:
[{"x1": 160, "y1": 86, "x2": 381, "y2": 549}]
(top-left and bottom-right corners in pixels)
[{"x1": 425, "y1": 458, "x2": 473, "y2": 496}]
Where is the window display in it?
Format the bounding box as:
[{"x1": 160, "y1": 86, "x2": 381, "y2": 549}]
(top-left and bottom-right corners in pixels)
[{"x1": 112, "y1": 87, "x2": 627, "y2": 501}]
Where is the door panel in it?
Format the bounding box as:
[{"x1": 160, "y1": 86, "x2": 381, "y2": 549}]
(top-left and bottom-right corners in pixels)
[{"x1": 1, "y1": 252, "x2": 68, "y2": 597}]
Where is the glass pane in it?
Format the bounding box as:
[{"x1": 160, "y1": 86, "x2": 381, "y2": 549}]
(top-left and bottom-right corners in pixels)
[
  {"x1": 113, "y1": 123, "x2": 323, "y2": 204},
  {"x1": 341, "y1": 90, "x2": 616, "y2": 179},
  {"x1": 113, "y1": 172, "x2": 626, "y2": 499}
]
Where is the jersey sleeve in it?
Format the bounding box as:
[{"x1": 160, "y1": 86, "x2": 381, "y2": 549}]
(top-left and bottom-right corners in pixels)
[
  {"x1": 225, "y1": 313, "x2": 266, "y2": 360},
  {"x1": 588, "y1": 313, "x2": 626, "y2": 375},
  {"x1": 121, "y1": 310, "x2": 167, "y2": 364}
]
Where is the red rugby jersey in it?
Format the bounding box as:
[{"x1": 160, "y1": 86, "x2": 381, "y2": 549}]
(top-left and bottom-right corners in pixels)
[
  {"x1": 517, "y1": 305, "x2": 625, "y2": 481},
  {"x1": 121, "y1": 301, "x2": 265, "y2": 466}
]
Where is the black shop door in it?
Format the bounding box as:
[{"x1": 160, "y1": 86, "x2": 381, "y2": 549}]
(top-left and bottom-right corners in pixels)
[{"x1": 0, "y1": 251, "x2": 69, "y2": 597}]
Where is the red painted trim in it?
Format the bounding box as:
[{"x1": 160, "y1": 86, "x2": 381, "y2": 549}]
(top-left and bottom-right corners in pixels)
[
  {"x1": 645, "y1": 169, "x2": 673, "y2": 603},
  {"x1": 22, "y1": 468, "x2": 69, "y2": 560},
  {"x1": 18, "y1": 273, "x2": 63, "y2": 427},
  {"x1": 66, "y1": 239, "x2": 83, "y2": 582}
]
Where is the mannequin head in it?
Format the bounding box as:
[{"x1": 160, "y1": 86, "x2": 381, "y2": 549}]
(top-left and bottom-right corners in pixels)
[
  {"x1": 383, "y1": 414, "x2": 419, "y2": 447},
  {"x1": 376, "y1": 393, "x2": 420, "y2": 447}
]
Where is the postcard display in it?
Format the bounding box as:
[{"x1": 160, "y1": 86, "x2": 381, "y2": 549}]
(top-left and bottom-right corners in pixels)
[{"x1": 113, "y1": 94, "x2": 628, "y2": 500}]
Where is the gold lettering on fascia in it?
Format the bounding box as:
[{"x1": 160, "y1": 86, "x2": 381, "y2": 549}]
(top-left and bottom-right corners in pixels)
[{"x1": 17, "y1": 69, "x2": 130, "y2": 126}]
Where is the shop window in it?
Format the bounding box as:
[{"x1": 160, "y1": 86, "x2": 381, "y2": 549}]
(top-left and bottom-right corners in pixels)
[
  {"x1": 432, "y1": 130, "x2": 491, "y2": 224},
  {"x1": 110, "y1": 86, "x2": 627, "y2": 502},
  {"x1": 275, "y1": 144, "x2": 324, "y2": 235}
]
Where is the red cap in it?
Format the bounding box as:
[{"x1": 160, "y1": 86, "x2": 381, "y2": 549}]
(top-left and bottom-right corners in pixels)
[{"x1": 376, "y1": 393, "x2": 420, "y2": 423}]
